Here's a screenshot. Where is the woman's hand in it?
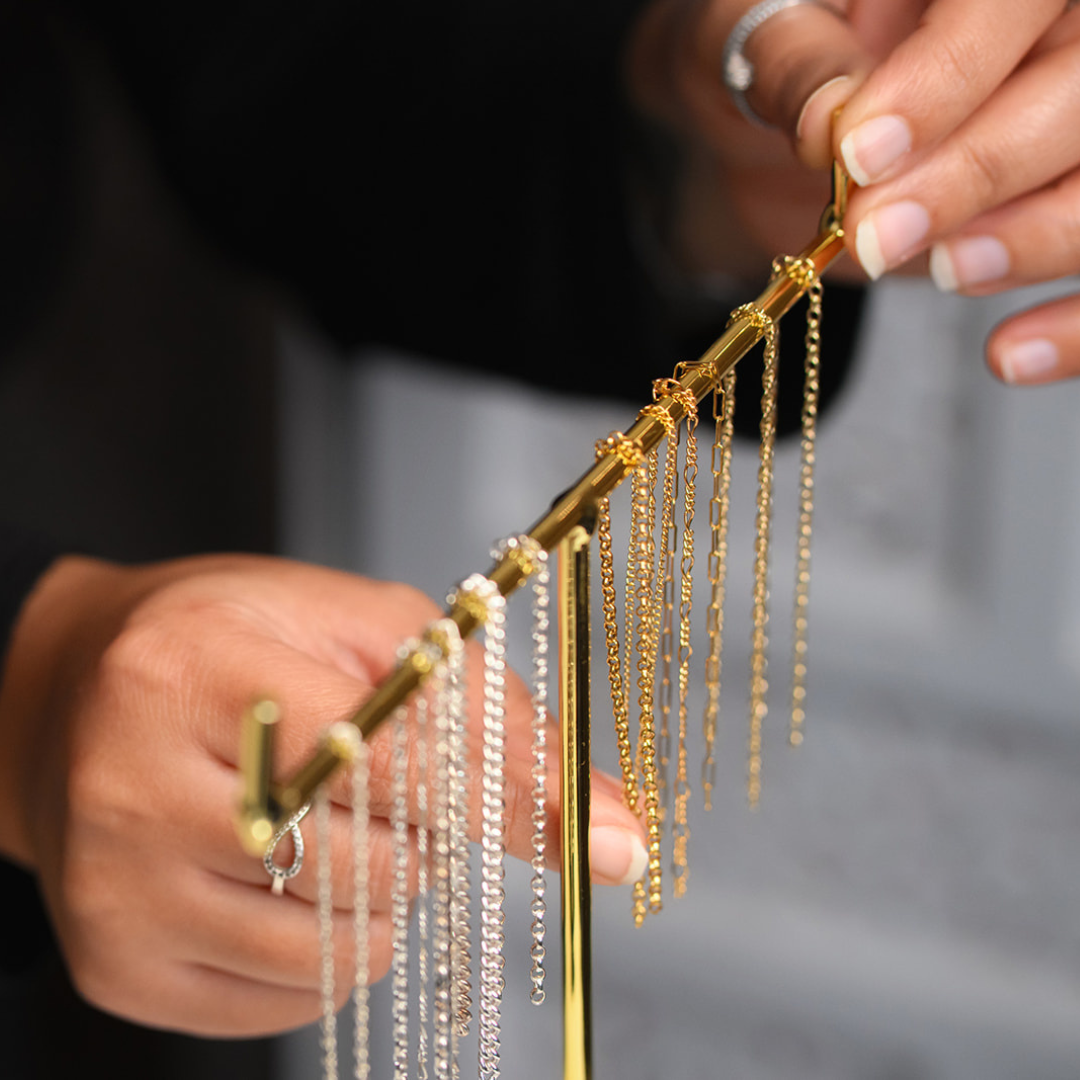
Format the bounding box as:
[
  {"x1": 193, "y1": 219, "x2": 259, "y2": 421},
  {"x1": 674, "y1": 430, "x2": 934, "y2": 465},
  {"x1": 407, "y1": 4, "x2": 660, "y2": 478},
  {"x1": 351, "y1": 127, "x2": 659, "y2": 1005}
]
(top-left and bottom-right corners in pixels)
[
  {"x1": 632, "y1": 0, "x2": 1080, "y2": 383},
  {"x1": 0, "y1": 554, "x2": 646, "y2": 1036}
]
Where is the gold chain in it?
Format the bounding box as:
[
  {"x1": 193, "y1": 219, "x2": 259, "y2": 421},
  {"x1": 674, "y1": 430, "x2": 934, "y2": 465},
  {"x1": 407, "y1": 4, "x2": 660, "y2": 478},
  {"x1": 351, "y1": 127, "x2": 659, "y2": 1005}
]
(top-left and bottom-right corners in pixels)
[
  {"x1": 631, "y1": 447, "x2": 661, "y2": 922},
  {"x1": 729, "y1": 304, "x2": 779, "y2": 808},
  {"x1": 672, "y1": 394, "x2": 697, "y2": 898},
  {"x1": 702, "y1": 372, "x2": 735, "y2": 811},
  {"x1": 595, "y1": 434, "x2": 644, "y2": 815},
  {"x1": 651, "y1": 381, "x2": 693, "y2": 830},
  {"x1": 657, "y1": 448, "x2": 677, "y2": 831},
  {"x1": 634, "y1": 401, "x2": 681, "y2": 920},
  {"x1": 777, "y1": 258, "x2": 824, "y2": 747}
]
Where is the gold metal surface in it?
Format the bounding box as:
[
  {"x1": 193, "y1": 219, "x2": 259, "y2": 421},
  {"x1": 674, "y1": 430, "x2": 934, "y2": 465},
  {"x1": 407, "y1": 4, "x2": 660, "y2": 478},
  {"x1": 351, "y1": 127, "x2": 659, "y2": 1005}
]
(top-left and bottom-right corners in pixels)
[
  {"x1": 559, "y1": 520, "x2": 594, "y2": 1080},
  {"x1": 237, "y1": 700, "x2": 280, "y2": 855}
]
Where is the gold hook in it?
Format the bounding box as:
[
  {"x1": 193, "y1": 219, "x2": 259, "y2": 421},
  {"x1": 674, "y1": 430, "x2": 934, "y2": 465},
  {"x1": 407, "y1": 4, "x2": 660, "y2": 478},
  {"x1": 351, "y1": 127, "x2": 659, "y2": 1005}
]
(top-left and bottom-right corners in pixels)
[
  {"x1": 819, "y1": 158, "x2": 850, "y2": 237},
  {"x1": 237, "y1": 699, "x2": 280, "y2": 855}
]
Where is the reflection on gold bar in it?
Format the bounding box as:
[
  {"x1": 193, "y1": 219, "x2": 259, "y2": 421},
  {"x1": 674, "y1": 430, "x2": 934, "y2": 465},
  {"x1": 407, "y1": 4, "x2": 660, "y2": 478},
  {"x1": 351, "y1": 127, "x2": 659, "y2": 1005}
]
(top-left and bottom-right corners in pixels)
[
  {"x1": 236, "y1": 699, "x2": 280, "y2": 855},
  {"x1": 560, "y1": 518, "x2": 595, "y2": 1080}
]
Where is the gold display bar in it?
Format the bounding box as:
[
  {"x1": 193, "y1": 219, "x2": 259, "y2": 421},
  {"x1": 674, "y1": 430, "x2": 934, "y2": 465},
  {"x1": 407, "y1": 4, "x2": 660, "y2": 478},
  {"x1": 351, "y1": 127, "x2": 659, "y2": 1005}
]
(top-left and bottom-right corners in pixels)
[
  {"x1": 559, "y1": 521, "x2": 596, "y2": 1080},
  {"x1": 236, "y1": 202, "x2": 847, "y2": 844}
]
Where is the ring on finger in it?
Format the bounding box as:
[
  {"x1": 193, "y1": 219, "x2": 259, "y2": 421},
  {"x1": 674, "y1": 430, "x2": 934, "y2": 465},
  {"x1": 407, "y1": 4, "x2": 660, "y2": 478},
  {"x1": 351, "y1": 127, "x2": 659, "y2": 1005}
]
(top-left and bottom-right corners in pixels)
[
  {"x1": 264, "y1": 803, "x2": 311, "y2": 896},
  {"x1": 722, "y1": 0, "x2": 844, "y2": 126}
]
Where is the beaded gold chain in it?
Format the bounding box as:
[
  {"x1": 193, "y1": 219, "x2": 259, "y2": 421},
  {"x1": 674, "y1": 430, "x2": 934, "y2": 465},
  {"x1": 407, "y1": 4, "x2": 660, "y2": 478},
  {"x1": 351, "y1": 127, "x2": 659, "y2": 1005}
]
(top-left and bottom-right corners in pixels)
[
  {"x1": 654, "y1": 378, "x2": 698, "y2": 897},
  {"x1": 639, "y1": 401, "x2": 681, "y2": 919},
  {"x1": 596, "y1": 433, "x2": 646, "y2": 820},
  {"x1": 728, "y1": 302, "x2": 780, "y2": 809},
  {"x1": 702, "y1": 372, "x2": 735, "y2": 811},
  {"x1": 778, "y1": 257, "x2": 824, "y2": 748},
  {"x1": 598, "y1": 414, "x2": 674, "y2": 923}
]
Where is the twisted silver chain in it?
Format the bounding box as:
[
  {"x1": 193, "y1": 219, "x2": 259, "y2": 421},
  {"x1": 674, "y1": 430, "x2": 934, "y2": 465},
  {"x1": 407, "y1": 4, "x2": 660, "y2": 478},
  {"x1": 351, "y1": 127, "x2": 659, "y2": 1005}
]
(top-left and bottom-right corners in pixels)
[
  {"x1": 494, "y1": 535, "x2": 550, "y2": 1006},
  {"x1": 389, "y1": 702, "x2": 411, "y2": 1080},
  {"x1": 428, "y1": 620, "x2": 463, "y2": 1080},
  {"x1": 457, "y1": 573, "x2": 509, "y2": 1080},
  {"x1": 349, "y1": 729, "x2": 371, "y2": 1080},
  {"x1": 317, "y1": 784, "x2": 338, "y2": 1080},
  {"x1": 443, "y1": 627, "x2": 472, "y2": 1069},
  {"x1": 415, "y1": 690, "x2": 432, "y2": 1080}
]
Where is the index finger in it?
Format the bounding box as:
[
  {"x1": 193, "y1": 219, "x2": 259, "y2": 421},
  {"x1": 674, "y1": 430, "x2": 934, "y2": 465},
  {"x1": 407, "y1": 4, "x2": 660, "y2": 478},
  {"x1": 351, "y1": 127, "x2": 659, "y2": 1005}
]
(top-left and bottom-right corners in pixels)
[{"x1": 836, "y1": 0, "x2": 1065, "y2": 186}]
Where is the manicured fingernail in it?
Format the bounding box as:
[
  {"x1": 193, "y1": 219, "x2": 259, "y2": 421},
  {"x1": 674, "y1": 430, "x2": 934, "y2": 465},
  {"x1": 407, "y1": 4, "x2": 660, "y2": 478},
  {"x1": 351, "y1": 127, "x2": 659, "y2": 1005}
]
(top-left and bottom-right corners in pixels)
[
  {"x1": 930, "y1": 236, "x2": 1010, "y2": 292},
  {"x1": 796, "y1": 75, "x2": 853, "y2": 143},
  {"x1": 999, "y1": 338, "x2": 1059, "y2": 384},
  {"x1": 854, "y1": 201, "x2": 931, "y2": 280},
  {"x1": 840, "y1": 114, "x2": 912, "y2": 186},
  {"x1": 589, "y1": 826, "x2": 648, "y2": 886}
]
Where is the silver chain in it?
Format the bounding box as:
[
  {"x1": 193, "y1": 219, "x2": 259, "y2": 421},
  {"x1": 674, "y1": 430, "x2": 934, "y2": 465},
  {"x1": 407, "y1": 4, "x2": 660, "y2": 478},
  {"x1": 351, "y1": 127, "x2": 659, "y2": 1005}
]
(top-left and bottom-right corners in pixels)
[
  {"x1": 458, "y1": 573, "x2": 509, "y2": 1080},
  {"x1": 494, "y1": 535, "x2": 550, "y2": 1005},
  {"x1": 428, "y1": 620, "x2": 463, "y2": 1080},
  {"x1": 415, "y1": 691, "x2": 432, "y2": 1080},
  {"x1": 443, "y1": 624, "x2": 472, "y2": 1072},
  {"x1": 389, "y1": 702, "x2": 411, "y2": 1080},
  {"x1": 350, "y1": 730, "x2": 371, "y2": 1080},
  {"x1": 317, "y1": 784, "x2": 338, "y2": 1080}
]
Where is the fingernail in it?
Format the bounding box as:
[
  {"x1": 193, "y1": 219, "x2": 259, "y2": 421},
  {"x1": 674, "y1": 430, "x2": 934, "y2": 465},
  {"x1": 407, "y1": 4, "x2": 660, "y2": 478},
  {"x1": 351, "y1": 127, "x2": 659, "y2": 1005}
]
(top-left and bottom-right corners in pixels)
[
  {"x1": 999, "y1": 338, "x2": 1059, "y2": 384},
  {"x1": 929, "y1": 236, "x2": 1011, "y2": 293},
  {"x1": 796, "y1": 75, "x2": 853, "y2": 143},
  {"x1": 855, "y1": 201, "x2": 931, "y2": 280},
  {"x1": 589, "y1": 826, "x2": 648, "y2": 886},
  {"x1": 840, "y1": 114, "x2": 912, "y2": 186}
]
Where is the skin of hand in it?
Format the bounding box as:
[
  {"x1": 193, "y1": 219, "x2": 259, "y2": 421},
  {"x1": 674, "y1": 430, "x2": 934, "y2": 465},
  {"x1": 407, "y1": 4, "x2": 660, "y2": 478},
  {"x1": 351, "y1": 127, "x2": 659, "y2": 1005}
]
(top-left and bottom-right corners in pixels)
[
  {"x1": 0, "y1": 554, "x2": 647, "y2": 1036},
  {"x1": 630, "y1": 0, "x2": 1080, "y2": 384}
]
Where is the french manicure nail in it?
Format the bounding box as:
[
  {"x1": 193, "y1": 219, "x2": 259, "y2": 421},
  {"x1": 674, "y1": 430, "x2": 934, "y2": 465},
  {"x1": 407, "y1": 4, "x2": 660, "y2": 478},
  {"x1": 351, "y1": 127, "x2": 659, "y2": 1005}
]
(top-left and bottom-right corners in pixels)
[
  {"x1": 999, "y1": 338, "x2": 1058, "y2": 384},
  {"x1": 840, "y1": 114, "x2": 912, "y2": 186},
  {"x1": 855, "y1": 201, "x2": 931, "y2": 280},
  {"x1": 589, "y1": 825, "x2": 648, "y2": 886},
  {"x1": 929, "y1": 236, "x2": 1010, "y2": 293},
  {"x1": 796, "y1": 75, "x2": 853, "y2": 143}
]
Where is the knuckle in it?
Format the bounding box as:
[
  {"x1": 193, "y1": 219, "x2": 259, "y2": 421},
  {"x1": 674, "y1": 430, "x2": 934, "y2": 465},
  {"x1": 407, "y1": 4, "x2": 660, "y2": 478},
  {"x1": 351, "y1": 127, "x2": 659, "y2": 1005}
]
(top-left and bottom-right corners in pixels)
[
  {"x1": 366, "y1": 824, "x2": 394, "y2": 895},
  {"x1": 955, "y1": 137, "x2": 1010, "y2": 207},
  {"x1": 1051, "y1": 176, "x2": 1080, "y2": 259},
  {"x1": 928, "y1": 31, "x2": 984, "y2": 100},
  {"x1": 367, "y1": 915, "x2": 393, "y2": 983},
  {"x1": 95, "y1": 615, "x2": 183, "y2": 707},
  {"x1": 498, "y1": 768, "x2": 527, "y2": 850},
  {"x1": 65, "y1": 746, "x2": 132, "y2": 842},
  {"x1": 64, "y1": 934, "x2": 125, "y2": 1014},
  {"x1": 380, "y1": 579, "x2": 440, "y2": 625},
  {"x1": 364, "y1": 732, "x2": 396, "y2": 807},
  {"x1": 66, "y1": 956, "x2": 107, "y2": 1008}
]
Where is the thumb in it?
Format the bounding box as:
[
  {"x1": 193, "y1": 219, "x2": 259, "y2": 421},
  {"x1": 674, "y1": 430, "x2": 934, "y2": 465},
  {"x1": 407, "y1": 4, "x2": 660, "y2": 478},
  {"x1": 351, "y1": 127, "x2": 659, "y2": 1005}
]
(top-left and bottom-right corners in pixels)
[{"x1": 731, "y1": 2, "x2": 872, "y2": 166}]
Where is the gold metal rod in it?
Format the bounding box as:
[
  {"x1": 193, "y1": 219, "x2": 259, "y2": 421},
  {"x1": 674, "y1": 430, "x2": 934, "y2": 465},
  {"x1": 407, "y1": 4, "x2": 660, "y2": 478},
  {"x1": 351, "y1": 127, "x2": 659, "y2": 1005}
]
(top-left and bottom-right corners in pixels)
[
  {"x1": 237, "y1": 700, "x2": 281, "y2": 854},
  {"x1": 253, "y1": 219, "x2": 847, "y2": 837},
  {"x1": 559, "y1": 519, "x2": 595, "y2": 1080}
]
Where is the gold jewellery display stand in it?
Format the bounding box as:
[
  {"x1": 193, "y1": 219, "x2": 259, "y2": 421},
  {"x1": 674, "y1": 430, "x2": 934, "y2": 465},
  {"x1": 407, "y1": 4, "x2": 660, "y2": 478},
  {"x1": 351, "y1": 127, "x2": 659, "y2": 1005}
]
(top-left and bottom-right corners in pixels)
[{"x1": 236, "y1": 170, "x2": 851, "y2": 1080}]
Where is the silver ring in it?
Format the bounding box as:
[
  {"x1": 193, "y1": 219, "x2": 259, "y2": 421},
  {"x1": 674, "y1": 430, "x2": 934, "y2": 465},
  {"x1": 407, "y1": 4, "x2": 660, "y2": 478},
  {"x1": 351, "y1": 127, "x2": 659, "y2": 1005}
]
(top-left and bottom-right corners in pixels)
[
  {"x1": 722, "y1": 0, "x2": 840, "y2": 126},
  {"x1": 264, "y1": 802, "x2": 311, "y2": 896}
]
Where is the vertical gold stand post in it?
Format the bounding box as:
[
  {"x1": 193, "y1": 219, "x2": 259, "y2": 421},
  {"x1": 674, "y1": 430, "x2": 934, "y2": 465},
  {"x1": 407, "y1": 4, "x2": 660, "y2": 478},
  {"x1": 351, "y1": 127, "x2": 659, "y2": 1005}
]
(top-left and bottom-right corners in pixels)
[{"x1": 559, "y1": 513, "x2": 595, "y2": 1080}]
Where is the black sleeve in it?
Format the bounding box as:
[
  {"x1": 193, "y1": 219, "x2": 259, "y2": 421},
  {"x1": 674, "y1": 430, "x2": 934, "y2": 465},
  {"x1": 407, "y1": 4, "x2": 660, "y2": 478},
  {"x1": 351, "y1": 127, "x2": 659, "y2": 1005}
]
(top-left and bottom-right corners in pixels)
[
  {"x1": 71, "y1": 1, "x2": 864, "y2": 419},
  {"x1": 0, "y1": 522, "x2": 58, "y2": 668},
  {"x1": 70, "y1": 1, "x2": 660, "y2": 388}
]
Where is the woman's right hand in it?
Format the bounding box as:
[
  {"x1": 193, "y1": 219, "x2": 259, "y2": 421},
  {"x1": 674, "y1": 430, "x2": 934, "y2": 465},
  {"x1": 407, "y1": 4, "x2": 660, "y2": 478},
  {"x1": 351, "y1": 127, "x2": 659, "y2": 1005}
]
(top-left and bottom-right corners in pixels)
[{"x1": 631, "y1": 0, "x2": 1080, "y2": 384}]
